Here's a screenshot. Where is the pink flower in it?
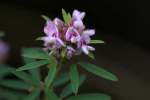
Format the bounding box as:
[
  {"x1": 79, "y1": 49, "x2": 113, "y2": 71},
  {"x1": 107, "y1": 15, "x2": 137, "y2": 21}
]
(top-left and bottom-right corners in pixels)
[
  {"x1": 77, "y1": 29, "x2": 95, "y2": 55},
  {"x1": 66, "y1": 46, "x2": 76, "y2": 59},
  {"x1": 65, "y1": 27, "x2": 80, "y2": 43}
]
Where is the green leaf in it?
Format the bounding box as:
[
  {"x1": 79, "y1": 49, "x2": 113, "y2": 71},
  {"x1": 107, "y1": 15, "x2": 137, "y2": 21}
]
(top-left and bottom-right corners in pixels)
[
  {"x1": 17, "y1": 60, "x2": 49, "y2": 71},
  {"x1": 0, "y1": 79, "x2": 31, "y2": 90},
  {"x1": 67, "y1": 93, "x2": 111, "y2": 100},
  {"x1": 53, "y1": 72, "x2": 69, "y2": 87},
  {"x1": 22, "y1": 48, "x2": 50, "y2": 59},
  {"x1": 12, "y1": 71, "x2": 40, "y2": 86},
  {"x1": 45, "y1": 89, "x2": 59, "y2": 100},
  {"x1": 0, "y1": 31, "x2": 5, "y2": 37},
  {"x1": 60, "y1": 75, "x2": 86, "y2": 99},
  {"x1": 90, "y1": 40, "x2": 105, "y2": 44},
  {"x1": 70, "y1": 64, "x2": 80, "y2": 94},
  {"x1": 0, "y1": 64, "x2": 14, "y2": 78},
  {"x1": 0, "y1": 88, "x2": 26, "y2": 100},
  {"x1": 41, "y1": 15, "x2": 50, "y2": 21},
  {"x1": 87, "y1": 52, "x2": 95, "y2": 59},
  {"x1": 23, "y1": 57, "x2": 41, "y2": 82},
  {"x1": 62, "y1": 9, "x2": 71, "y2": 24},
  {"x1": 78, "y1": 62, "x2": 118, "y2": 81},
  {"x1": 45, "y1": 64, "x2": 57, "y2": 88},
  {"x1": 23, "y1": 89, "x2": 40, "y2": 100}
]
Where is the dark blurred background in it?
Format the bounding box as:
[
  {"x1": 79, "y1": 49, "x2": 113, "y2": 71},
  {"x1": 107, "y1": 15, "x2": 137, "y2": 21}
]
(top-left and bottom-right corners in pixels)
[{"x1": 0, "y1": 0, "x2": 150, "y2": 100}]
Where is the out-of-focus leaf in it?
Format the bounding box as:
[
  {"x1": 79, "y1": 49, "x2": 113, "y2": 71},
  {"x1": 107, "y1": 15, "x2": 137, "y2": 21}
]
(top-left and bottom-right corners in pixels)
[
  {"x1": 90, "y1": 40, "x2": 105, "y2": 44},
  {"x1": 78, "y1": 62, "x2": 118, "y2": 81},
  {"x1": 41, "y1": 15, "x2": 50, "y2": 21},
  {"x1": 17, "y1": 60, "x2": 49, "y2": 71},
  {"x1": 67, "y1": 93, "x2": 111, "y2": 100},
  {"x1": 62, "y1": 9, "x2": 71, "y2": 24},
  {"x1": 23, "y1": 89, "x2": 40, "y2": 100},
  {"x1": 0, "y1": 64, "x2": 14, "y2": 78},
  {"x1": 22, "y1": 48, "x2": 50, "y2": 59},
  {"x1": 0, "y1": 89, "x2": 26, "y2": 100},
  {"x1": 87, "y1": 52, "x2": 95, "y2": 59},
  {"x1": 23, "y1": 57, "x2": 41, "y2": 82},
  {"x1": 70, "y1": 64, "x2": 79, "y2": 94},
  {"x1": 45, "y1": 89, "x2": 59, "y2": 100},
  {"x1": 53, "y1": 72, "x2": 69, "y2": 87},
  {"x1": 0, "y1": 79, "x2": 31, "y2": 90},
  {"x1": 0, "y1": 31, "x2": 5, "y2": 37},
  {"x1": 12, "y1": 71, "x2": 40, "y2": 86},
  {"x1": 60, "y1": 75, "x2": 86, "y2": 99},
  {"x1": 45, "y1": 64, "x2": 57, "y2": 88}
]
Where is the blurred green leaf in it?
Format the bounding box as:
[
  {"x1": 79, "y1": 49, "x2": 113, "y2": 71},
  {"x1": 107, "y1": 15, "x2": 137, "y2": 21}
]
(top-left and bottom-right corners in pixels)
[
  {"x1": 12, "y1": 71, "x2": 40, "y2": 86},
  {"x1": 70, "y1": 64, "x2": 79, "y2": 94},
  {"x1": 0, "y1": 79, "x2": 31, "y2": 90},
  {"x1": 17, "y1": 60, "x2": 49, "y2": 71},
  {"x1": 22, "y1": 48, "x2": 50, "y2": 60},
  {"x1": 0, "y1": 64, "x2": 14, "y2": 78},
  {"x1": 45, "y1": 64, "x2": 57, "y2": 88},
  {"x1": 0, "y1": 31, "x2": 5, "y2": 37},
  {"x1": 53, "y1": 72, "x2": 69, "y2": 87},
  {"x1": 23, "y1": 89, "x2": 40, "y2": 100},
  {"x1": 87, "y1": 52, "x2": 95, "y2": 59},
  {"x1": 45, "y1": 89, "x2": 59, "y2": 100},
  {"x1": 23, "y1": 57, "x2": 41, "y2": 82},
  {"x1": 67, "y1": 93, "x2": 111, "y2": 100},
  {"x1": 78, "y1": 62, "x2": 118, "y2": 81},
  {"x1": 62, "y1": 9, "x2": 72, "y2": 24},
  {"x1": 41, "y1": 15, "x2": 50, "y2": 21},
  {"x1": 60, "y1": 75, "x2": 86, "y2": 99},
  {"x1": 90, "y1": 40, "x2": 105, "y2": 44}
]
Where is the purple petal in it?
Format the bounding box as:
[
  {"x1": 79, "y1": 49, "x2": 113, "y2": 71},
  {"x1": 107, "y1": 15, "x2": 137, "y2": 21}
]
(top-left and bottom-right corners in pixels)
[
  {"x1": 83, "y1": 29, "x2": 95, "y2": 36},
  {"x1": 81, "y1": 45, "x2": 89, "y2": 55},
  {"x1": 73, "y1": 10, "x2": 85, "y2": 20},
  {"x1": 87, "y1": 46, "x2": 95, "y2": 51},
  {"x1": 56, "y1": 38, "x2": 65, "y2": 47}
]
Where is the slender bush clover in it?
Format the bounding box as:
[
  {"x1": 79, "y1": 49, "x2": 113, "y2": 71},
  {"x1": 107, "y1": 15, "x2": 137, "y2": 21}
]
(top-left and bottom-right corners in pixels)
[{"x1": 0, "y1": 9, "x2": 118, "y2": 100}]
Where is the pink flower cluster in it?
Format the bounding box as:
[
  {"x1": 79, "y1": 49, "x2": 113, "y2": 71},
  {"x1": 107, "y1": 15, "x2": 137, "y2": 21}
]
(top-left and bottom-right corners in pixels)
[{"x1": 41, "y1": 10, "x2": 96, "y2": 58}]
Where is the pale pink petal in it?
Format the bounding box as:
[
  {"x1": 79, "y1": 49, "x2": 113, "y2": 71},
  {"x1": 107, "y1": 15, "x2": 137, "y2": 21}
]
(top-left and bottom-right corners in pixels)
[
  {"x1": 73, "y1": 10, "x2": 85, "y2": 20},
  {"x1": 83, "y1": 29, "x2": 95, "y2": 36},
  {"x1": 82, "y1": 45, "x2": 89, "y2": 55},
  {"x1": 87, "y1": 46, "x2": 95, "y2": 51}
]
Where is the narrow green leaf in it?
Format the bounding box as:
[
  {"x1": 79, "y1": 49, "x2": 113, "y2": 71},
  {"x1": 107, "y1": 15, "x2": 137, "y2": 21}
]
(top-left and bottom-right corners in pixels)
[
  {"x1": 60, "y1": 75, "x2": 86, "y2": 99},
  {"x1": 41, "y1": 15, "x2": 50, "y2": 21},
  {"x1": 0, "y1": 79, "x2": 31, "y2": 90},
  {"x1": 53, "y1": 72, "x2": 69, "y2": 87},
  {"x1": 22, "y1": 48, "x2": 50, "y2": 59},
  {"x1": 0, "y1": 64, "x2": 14, "y2": 78},
  {"x1": 78, "y1": 62, "x2": 118, "y2": 81},
  {"x1": 23, "y1": 89, "x2": 40, "y2": 100},
  {"x1": 45, "y1": 64, "x2": 57, "y2": 88},
  {"x1": 45, "y1": 89, "x2": 59, "y2": 100},
  {"x1": 17, "y1": 60, "x2": 49, "y2": 71},
  {"x1": 67, "y1": 93, "x2": 111, "y2": 100},
  {"x1": 70, "y1": 64, "x2": 80, "y2": 94},
  {"x1": 90, "y1": 40, "x2": 105, "y2": 44},
  {"x1": 87, "y1": 52, "x2": 95, "y2": 59},
  {"x1": 12, "y1": 71, "x2": 40, "y2": 86},
  {"x1": 23, "y1": 57, "x2": 41, "y2": 82}
]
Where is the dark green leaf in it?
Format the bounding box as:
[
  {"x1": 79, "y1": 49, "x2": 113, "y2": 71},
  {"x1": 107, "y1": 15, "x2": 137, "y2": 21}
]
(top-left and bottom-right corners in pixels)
[
  {"x1": 67, "y1": 93, "x2": 111, "y2": 100},
  {"x1": 45, "y1": 64, "x2": 57, "y2": 88},
  {"x1": 78, "y1": 62, "x2": 118, "y2": 81},
  {"x1": 0, "y1": 79, "x2": 31, "y2": 90},
  {"x1": 90, "y1": 40, "x2": 105, "y2": 44},
  {"x1": 12, "y1": 71, "x2": 40, "y2": 86},
  {"x1": 70, "y1": 64, "x2": 80, "y2": 94},
  {"x1": 60, "y1": 75, "x2": 86, "y2": 99},
  {"x1": 23, "y1": 57, "x2": 41, "y2": 82},
  {"x1": 23, "y1": 89, "x2": 40, "y2": 100},
  {"x1": 0, "y1": 64, "x2": 14, "y2": 78},
  {"x1": 53, "y1": 72, "x2": 69, "y2": 87},
  {"x1": 45, "y1": 89, "x2": 59, "y2": 100},
  {"x1": 17, "y1": 60, "x2": 49, "y2": 71},
  {"x1": 22, "y1": 48, "x2": 50, "y2": 59}
]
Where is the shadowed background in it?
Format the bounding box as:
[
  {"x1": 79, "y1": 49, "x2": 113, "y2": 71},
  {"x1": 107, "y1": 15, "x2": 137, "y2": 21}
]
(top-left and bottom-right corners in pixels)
[{"x1": 0, "y1": 0, "x2": 150, "y2": 100}]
